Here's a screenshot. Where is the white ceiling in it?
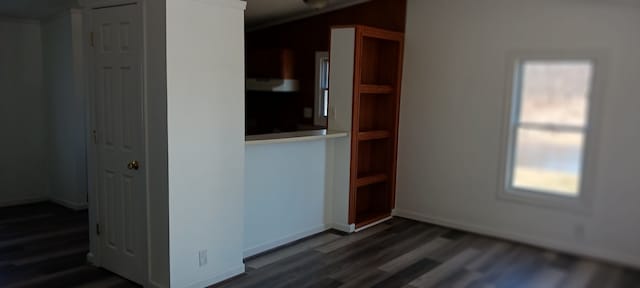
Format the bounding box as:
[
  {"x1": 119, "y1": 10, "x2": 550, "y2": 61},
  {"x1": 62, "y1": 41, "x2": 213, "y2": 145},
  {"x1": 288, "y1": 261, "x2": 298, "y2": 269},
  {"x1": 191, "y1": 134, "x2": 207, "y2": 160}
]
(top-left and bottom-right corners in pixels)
[
  {"x1": 0, "y1": 0, "x2": 78, "y2": 19},
  {"x1": 245, "y1": 0, "x2": 369, "y2": 30},
  {"x1": 0, "y1": 0, "x2": 367, "y2": 28}
]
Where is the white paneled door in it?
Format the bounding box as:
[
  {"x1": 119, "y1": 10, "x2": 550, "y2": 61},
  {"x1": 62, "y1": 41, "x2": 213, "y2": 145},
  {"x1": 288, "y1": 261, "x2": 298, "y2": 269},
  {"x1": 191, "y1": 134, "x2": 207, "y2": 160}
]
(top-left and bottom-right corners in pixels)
[{"x1": 93, "y1": 3, "x2": 145, "y2": 284}]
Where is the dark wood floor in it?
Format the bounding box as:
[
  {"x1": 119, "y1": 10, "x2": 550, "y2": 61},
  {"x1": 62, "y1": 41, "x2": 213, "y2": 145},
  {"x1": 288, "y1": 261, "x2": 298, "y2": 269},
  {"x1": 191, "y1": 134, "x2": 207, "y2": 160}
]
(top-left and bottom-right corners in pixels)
[
  {"x1": 4, "y1": 203, "x2": 638, "y2": 287},
  {"x1": 0, "y1": 202, "x2": 138, "y2": 288},
  {"x1": 215, "y1": 218, "x2": 640, "y2": 288}
]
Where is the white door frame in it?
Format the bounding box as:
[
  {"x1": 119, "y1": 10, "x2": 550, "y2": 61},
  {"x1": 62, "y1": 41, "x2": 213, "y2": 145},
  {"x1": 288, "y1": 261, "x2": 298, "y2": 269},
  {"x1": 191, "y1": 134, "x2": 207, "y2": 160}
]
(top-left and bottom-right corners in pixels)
[{"x1": 81, "y1": 0, "x2": 149, "y2": 285}]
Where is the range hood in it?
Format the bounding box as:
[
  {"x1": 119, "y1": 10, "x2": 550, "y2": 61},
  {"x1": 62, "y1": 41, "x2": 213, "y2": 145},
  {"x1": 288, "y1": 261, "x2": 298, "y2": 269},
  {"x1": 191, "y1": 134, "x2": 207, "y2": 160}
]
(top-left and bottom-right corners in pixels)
[{"x1": 246, "y1": 78, "x2": 300, "y2": 92}]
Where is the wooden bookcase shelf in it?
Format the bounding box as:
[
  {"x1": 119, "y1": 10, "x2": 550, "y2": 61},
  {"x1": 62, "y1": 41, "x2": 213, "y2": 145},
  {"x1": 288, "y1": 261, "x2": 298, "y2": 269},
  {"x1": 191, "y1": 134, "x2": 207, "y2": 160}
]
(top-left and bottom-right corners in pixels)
[
  {"x1": 359, "y1": 84, "x2": 394, "y2": 94},
  {"x1": 358, "y1": 130, "x2": 391, "y2": 141},
  {"x1": 347, "y1": 26, "x2": 404, "y2": 228},
  {"x1": 355, "y1": 211, "x2": 390, "y2": 227},
  {"x1": 356, "y1": 173, "x2": 388, "y2": 187}
]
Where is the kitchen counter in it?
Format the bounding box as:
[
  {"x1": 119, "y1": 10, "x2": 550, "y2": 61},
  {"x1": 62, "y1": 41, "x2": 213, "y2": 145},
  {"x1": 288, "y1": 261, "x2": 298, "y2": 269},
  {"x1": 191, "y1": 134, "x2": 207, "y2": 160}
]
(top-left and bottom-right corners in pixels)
[{"x1": 245, "y1": 129, "x2": 348, "y2": 145}]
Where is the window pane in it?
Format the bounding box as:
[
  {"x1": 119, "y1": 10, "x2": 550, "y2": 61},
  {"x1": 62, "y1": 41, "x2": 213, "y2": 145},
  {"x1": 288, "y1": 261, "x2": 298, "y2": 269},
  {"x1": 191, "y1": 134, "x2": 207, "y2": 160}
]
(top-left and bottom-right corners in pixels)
[
  {"x1": 512, "y1": 128, "x2": 584, "y2": 196},
  {"x1": 323, "y1": 89, "x2": 329, "y2": 117},
  {"x1": 321, "y1": 58, "x2": 329, "y2": 89},
  {"x1": 519, "y1": 61, "x2": 593, "y2": 126}
]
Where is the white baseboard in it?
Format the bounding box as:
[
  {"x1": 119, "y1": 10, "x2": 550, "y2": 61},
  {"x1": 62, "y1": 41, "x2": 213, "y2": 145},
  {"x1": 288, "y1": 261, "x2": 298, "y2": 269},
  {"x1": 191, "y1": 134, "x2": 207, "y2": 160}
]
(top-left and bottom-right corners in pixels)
[
  {"x1": 331, "y1": 222, "x2": 355, "y2": 233},
  {"x1": 243, "y1": 225, "x2": 329, "y2": 258},
  {"x1": 184, "y1": 264, "x2": 245, "y2": 288},
  {"x1": 49, "y1": 197, "x2": 88, "y2": 210},
  {"x1": 0, "y1": 196, "x2": 48, "y2": 208},
  {"x1": 394, "y1": 209, "x2": 640, "y2": 270},
  {"x1": 86, "y1": 252, "x2": 97, "y2": 265},
  {"x1": 354, "y1": 216, "x2": 392, "y2": 232}
]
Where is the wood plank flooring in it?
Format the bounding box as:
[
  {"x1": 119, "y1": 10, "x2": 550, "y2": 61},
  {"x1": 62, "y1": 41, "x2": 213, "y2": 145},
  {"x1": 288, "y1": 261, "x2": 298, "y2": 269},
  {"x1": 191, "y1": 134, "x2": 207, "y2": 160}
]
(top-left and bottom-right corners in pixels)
[
  {"x1": 0, "y1": 202, "x2": 139, "y2": 288},
  {"x1": 4, "y1": 203, "x2": 638, "y2": 287},
  {"x1": 214, "y1": 218, "x2": 640, "y2": 288}
]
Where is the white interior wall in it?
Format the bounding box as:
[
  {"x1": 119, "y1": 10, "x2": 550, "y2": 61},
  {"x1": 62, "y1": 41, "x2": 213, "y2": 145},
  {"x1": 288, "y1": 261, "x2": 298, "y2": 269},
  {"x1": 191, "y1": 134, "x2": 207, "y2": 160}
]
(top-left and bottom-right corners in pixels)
[
  {"x1": 244, "y1": 140, "x2": 329, "y2": 257},
  {"x1": 143, "y1": 0, "x2": 170, "y2": 286},
  {"x1": 0, "y1": 18, "x2": 48, "y2": 207},
  {"x1": 327, "y1": 27, "x2": 356, "y2": 232},
  {"x1": 166, "y1": 0, "x2": 247, "y2": 287},
  {"x1": 42, "y1": 9, "x2": 88, "y2": 210},
  {"x1": 396, "y1": 0, "x2": 640, "y2": 268}
]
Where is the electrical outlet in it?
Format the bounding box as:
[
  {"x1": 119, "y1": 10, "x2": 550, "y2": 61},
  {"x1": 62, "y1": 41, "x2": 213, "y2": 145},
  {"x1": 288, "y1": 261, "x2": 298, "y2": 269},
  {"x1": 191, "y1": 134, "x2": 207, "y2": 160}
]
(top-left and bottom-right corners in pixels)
[
  {"x1": 199, "y1": 250, "x2": 208, "y2": 267},
  {"x1": 330, "y1": 106, "x2": 336, "y2": 120}
]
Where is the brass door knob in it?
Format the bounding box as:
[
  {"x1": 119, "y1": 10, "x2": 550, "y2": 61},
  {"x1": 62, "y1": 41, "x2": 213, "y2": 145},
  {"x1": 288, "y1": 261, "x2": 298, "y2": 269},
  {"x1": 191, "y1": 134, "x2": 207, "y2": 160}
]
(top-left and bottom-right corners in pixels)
[{"x1": 127, "y1": 160, "x2": 140, "y2": 170}]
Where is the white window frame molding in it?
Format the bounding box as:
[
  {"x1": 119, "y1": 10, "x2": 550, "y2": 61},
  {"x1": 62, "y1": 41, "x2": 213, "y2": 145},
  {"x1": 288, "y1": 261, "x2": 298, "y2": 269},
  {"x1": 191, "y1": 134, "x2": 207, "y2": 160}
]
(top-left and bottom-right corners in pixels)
[
  {"x1": 497, "y1": 51, "x2": 607, "y2": 214},
  {"x1": 314, "y1": 51, "x2": 329, "y2": 126}
]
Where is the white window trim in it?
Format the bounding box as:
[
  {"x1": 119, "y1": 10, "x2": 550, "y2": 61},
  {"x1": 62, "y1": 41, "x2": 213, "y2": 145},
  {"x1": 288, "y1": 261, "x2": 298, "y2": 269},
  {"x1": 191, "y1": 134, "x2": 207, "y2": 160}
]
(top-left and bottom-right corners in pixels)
[
  {"x1": 497, "y1": 51, "x2": 607, "y2": 214},
  {"x1": 314, "y1": 51, "x2": 329, "y2": 126}
]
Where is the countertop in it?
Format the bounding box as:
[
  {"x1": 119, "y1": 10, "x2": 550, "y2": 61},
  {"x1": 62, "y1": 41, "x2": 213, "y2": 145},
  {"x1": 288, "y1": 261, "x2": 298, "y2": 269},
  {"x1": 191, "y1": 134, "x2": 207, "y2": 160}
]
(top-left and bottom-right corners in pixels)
[{"x1": 245, "y1": 129, "x2": 348, "y2": 145}]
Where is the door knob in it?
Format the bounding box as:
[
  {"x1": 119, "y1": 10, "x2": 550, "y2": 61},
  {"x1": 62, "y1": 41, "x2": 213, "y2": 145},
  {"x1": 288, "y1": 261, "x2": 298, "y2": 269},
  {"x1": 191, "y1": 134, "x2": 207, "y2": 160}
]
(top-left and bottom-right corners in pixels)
[{"x1": 127, "y1": 160, "x2": 140, "y2": 170}]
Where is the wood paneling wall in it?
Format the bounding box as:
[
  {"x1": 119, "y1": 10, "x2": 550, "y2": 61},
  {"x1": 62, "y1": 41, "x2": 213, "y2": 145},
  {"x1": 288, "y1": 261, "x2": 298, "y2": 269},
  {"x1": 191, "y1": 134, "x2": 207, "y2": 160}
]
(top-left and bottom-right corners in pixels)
[{"x1": 246, "y1": 0, "x2": 407, "y2": 127}]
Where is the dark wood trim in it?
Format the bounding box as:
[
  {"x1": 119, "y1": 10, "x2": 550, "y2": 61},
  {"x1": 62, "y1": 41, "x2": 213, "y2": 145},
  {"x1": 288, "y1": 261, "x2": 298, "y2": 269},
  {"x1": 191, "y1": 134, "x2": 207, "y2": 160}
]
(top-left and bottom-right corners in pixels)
[{"x1": 357, "y1": 25, "x2": 404, "y2": 41}]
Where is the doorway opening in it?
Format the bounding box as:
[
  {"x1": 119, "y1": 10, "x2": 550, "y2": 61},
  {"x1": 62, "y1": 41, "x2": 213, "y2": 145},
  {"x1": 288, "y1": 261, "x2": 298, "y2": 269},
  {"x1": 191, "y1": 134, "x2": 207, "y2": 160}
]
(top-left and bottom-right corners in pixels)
[{"x1": 0, "y1": 0, "x2": 147, "y2": 286}]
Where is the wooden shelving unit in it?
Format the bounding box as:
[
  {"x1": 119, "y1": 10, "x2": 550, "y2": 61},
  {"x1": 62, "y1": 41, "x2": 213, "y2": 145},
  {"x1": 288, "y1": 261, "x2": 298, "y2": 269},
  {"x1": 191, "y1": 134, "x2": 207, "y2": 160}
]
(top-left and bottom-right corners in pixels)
[
  {"x1": 359, "y1": 84, "x2": 394, "y2": 94},
  {"x1": 348, "y1": 26, "x2": 404, "y2": 228},
  {"x1": 356, "y1": 173, "x2": 388, "y2": 187},
  {"x1": 358, "y1": 130, "x2": 391, "y2": 141}
]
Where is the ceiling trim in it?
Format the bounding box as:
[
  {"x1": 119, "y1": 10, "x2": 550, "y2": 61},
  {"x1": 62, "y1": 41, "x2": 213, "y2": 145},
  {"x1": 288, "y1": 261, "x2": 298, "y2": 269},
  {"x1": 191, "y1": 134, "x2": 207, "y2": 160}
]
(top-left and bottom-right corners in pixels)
[{"x1": 246, "y1": 0, "x2": 370, "y2": 32}]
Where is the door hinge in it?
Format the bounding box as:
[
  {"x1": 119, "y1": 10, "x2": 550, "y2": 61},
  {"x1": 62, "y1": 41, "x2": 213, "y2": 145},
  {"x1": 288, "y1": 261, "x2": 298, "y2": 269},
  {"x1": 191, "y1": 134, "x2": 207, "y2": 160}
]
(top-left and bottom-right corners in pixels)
[
  {"x1": 90, "y1": 31, "x2": 95, "y2": 47},
  {"x1": 92, "y1": 130, "x2": 98, "y2": 144},
  {"x1": 96, "y1": 224, "x2": 101, "y2": 235}
]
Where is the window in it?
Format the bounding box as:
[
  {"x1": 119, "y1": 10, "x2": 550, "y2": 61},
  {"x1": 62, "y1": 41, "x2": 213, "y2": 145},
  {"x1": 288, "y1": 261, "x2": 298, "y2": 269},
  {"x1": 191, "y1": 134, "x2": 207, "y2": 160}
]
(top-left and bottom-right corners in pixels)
[
  {"x1": 314, "y1": 52, "x2": 330, "y2": 126},
  {"x1": 505, "y1": 60, "x2": 594, "y2": 198}
]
